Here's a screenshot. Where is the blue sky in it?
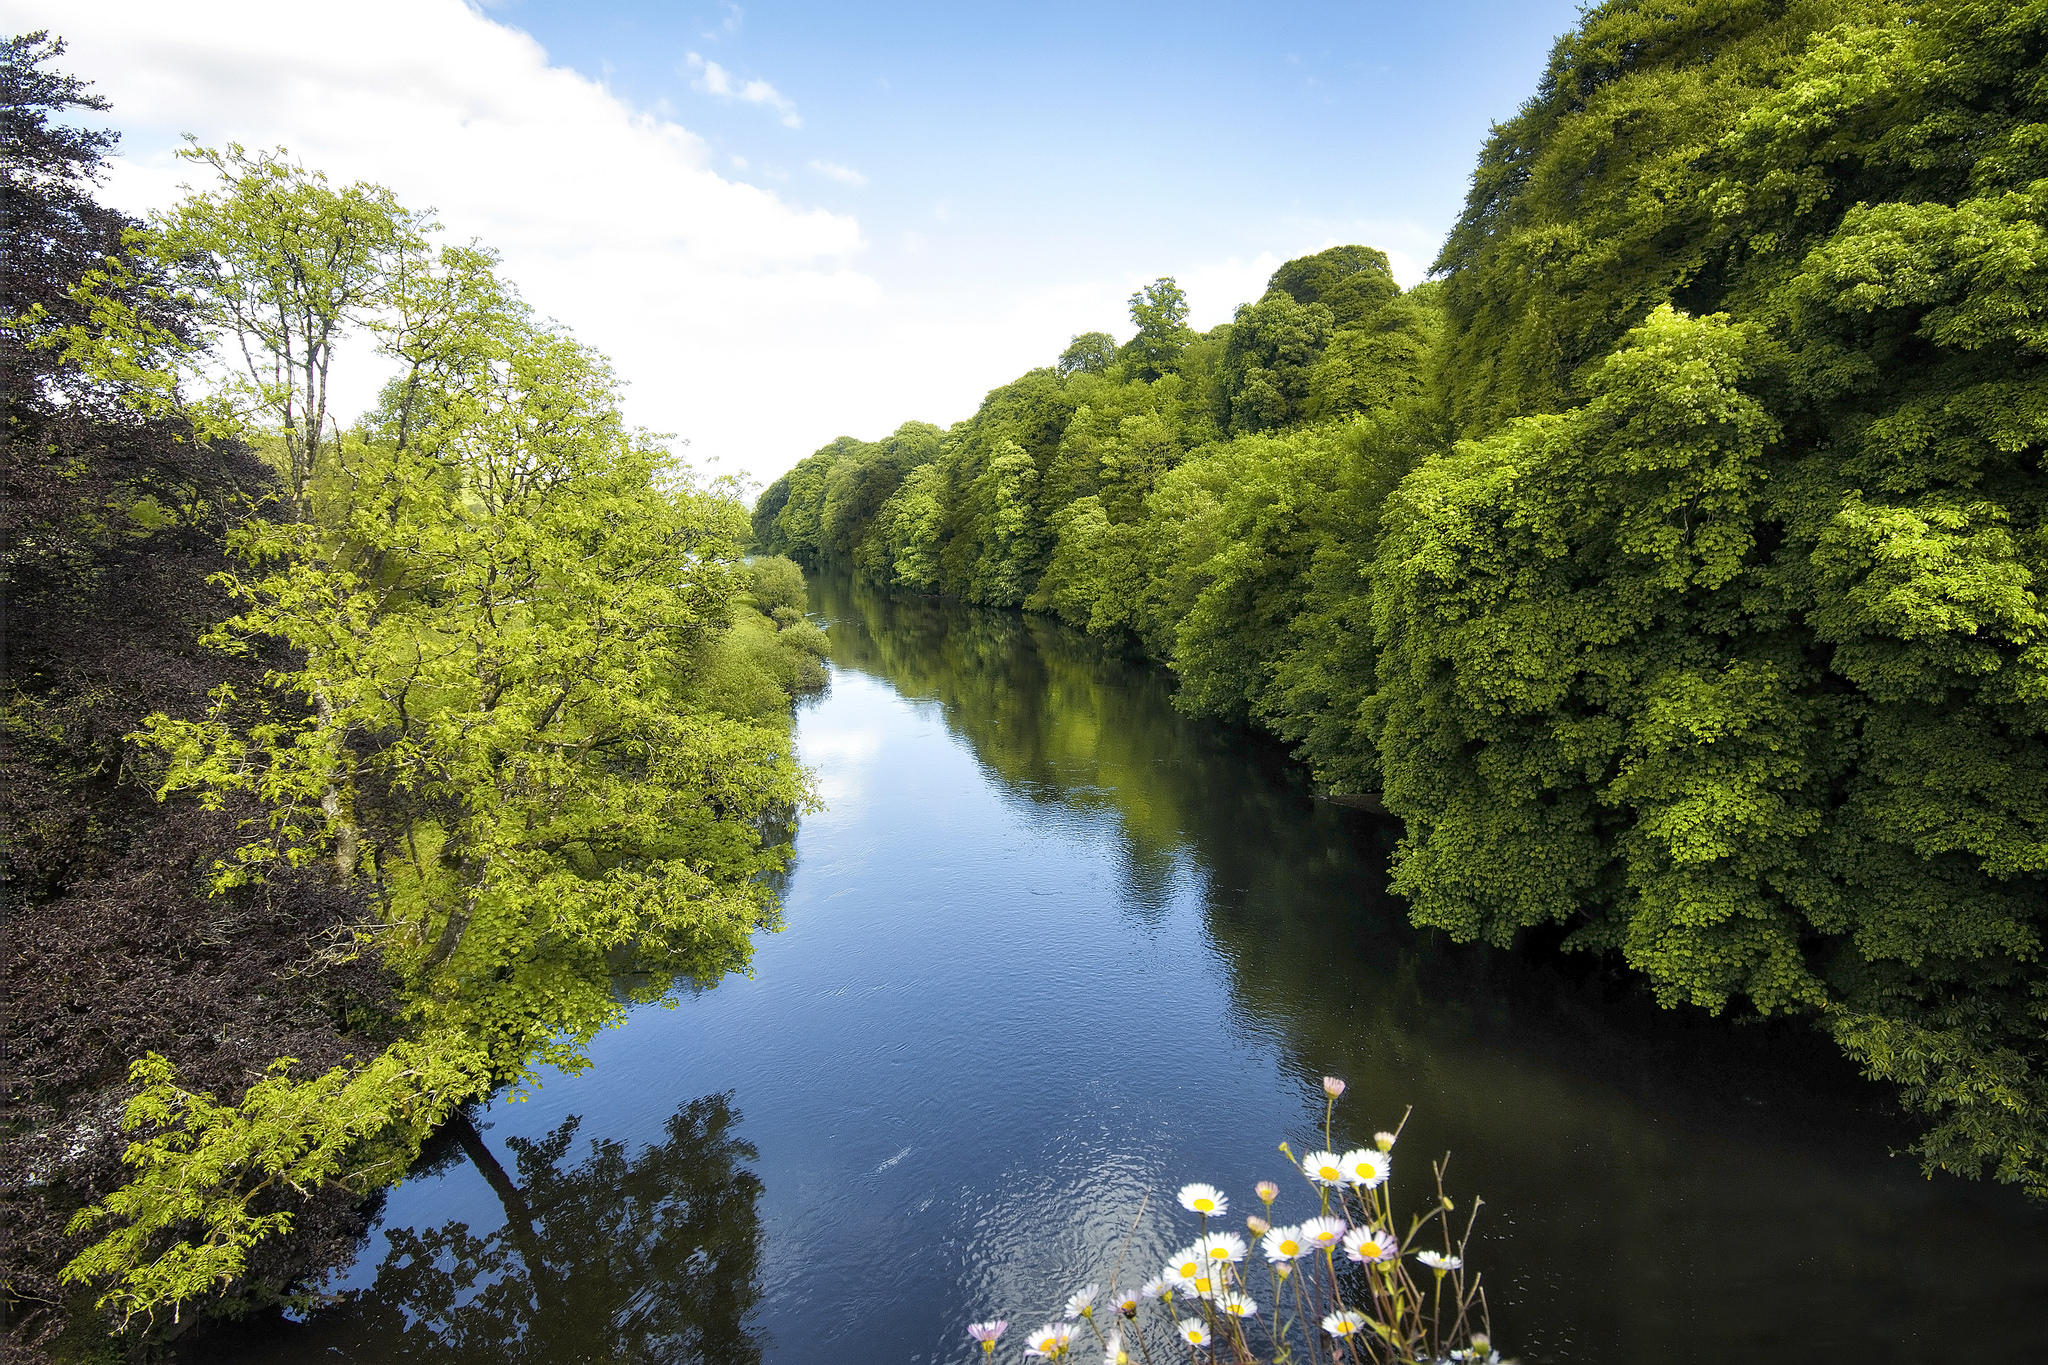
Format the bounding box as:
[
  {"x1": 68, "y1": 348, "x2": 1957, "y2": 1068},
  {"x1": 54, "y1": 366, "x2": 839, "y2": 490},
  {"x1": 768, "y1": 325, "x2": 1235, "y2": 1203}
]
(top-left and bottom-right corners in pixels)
[
  {"x1": 12, "y1": 0, "x2": 1585, "y2": 486},
  {"x1": 525, "y1": 0, "x2": 1581, "y2": 293}
]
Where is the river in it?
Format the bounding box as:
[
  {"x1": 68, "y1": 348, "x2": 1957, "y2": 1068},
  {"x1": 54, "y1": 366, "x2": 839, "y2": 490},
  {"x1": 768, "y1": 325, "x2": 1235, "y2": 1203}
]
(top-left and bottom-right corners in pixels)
[{"x1": 215, "y1": 568, "x2": 2048, "y2": 1363}]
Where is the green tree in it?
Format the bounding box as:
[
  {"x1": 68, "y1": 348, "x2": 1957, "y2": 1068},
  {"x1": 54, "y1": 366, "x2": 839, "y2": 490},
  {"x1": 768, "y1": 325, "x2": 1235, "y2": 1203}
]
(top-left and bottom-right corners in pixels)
[
  {"x1": 56, "y1": 162, "x2": 810, "y2": 1321},
  {"x1": 1057, "y1": 330, "x2": 1119, "y2": 377},
  {"x1": 1267, "y1": 244, "x2": 1401, "y2": 327},
  {"x1": 1124, "y1": 276, "x2": 1192, "y2": 381},
  {"x1": 1219, "y1": 289, "x2": 1335, "y2": 433}
]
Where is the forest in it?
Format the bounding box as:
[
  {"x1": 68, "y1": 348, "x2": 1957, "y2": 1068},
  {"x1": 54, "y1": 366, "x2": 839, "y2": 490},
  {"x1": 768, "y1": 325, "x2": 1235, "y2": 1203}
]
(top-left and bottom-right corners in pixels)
[
  {"x1": 754, "y1": 0, "x2": 2048, "y2": 1208},
  {"x1": 1, "y1": 31, "x2": 826, "y2": 1357}
]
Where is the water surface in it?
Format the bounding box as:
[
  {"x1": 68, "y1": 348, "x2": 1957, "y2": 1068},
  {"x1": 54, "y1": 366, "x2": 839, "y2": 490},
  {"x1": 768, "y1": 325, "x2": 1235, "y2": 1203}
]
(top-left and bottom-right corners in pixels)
[{"x1": 223, "y1": 570, "x2": 2048, "y2": 1363}]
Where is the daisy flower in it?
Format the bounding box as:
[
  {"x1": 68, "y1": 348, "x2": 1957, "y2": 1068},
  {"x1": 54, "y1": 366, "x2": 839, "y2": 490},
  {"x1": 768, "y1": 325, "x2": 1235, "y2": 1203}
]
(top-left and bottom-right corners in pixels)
[
  {"x1": 1323, "y1": 1076, "x2": 1347, "y2": 1099},
  {"x1": 1112, "y1": 1287, "x2": 1138, "y2": 1317},
  {"x1": 1166, "y1": 1246, "x2": 1205, "y2": 1284},
  {"x1": 1177, "y1": 1182, "x2": 1227, "y2": 1217},
  {"x1": 1219, "y1": 1292, "x2": 1260, "y2": 1318},
  {"x1": 1197, "y1": 1230, "x2": 1248, "y2": 1265},
  {"x1": 1025, "y1": 1322, "x2": 1075, "y2": 1358},
  {"x1": 1139, "y1": 1274, "x2": 1173, "y2": 1301},
  {"x1": 1339, "y1": 1147, "x2": 1391, "y2": 1189},
  {"x1": 1065, "y1": 1284, "x2": 1100, "y2": 1320},
  {"x1": 1255, "y1": 1179, "x2": 1280, "y2": 1205},
  {"x1": 1177, "y1": 1319, "x2": 1210, "y2": 1347},
  {"x1": 1301, "y1": 1149, "x2": 1346, "y2": 1185},
  {"x1": 1260, "y1": 1225, "x2": 1308, "y2": 1262},
  {"x1": 968, "y1": 1321, "x2": 1008, "y2": 1354},
  {"x1": 1102, "y1": 1331, "x2": 1129, "y2": 1365},
  {"x1": 1343, "y1": 1226, "x2": 1398, "y2": 1265},
  {"x1": 1299, "y1": 1215, "x2": 1346, "y2": 1250},
  {"x1": 1322, "y1": 1310, "x2": 1367, "y2": 1338},
  {"x1": 1374, "y1": 1130, "x2": 1397, "y2": 1152},
  {"x1": 1246, "y1": 1214, "x2": 1270, "y2": 1237},
  {"x1": 1415, "y1": 1250, "x2": 1463, "y2": 1271}
]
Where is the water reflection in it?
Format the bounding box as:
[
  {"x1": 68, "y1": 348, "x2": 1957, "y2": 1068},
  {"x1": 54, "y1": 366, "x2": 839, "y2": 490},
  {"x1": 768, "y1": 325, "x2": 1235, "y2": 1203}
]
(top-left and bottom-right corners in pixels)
[
  {"x1": 226, "y1": 569, "x2": 2045, "y2": 1365},
  {"x1": 809, "y1": 571, "x2": 2048, "y2": 1361},
  {"x1": 230, "y1": 1094, "x2": 764, "y2": 1364}
]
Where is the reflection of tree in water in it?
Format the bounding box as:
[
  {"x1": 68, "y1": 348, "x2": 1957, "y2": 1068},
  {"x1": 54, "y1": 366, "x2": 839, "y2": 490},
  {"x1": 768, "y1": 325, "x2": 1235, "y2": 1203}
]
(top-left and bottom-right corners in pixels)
[{"x1": 308, "y1": 1093, "x2": 763, "y2": 1364}]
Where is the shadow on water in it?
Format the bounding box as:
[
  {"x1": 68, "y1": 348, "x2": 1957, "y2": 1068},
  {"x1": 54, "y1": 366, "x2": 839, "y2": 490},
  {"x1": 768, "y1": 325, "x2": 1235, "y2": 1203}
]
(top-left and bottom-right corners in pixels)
[
  {"x1": 809, "y1": 569, "x2": 2048, "y2": 1363},
  {"x1": 203, "y1": 1093, "x2": 765, "y2": 1365}
]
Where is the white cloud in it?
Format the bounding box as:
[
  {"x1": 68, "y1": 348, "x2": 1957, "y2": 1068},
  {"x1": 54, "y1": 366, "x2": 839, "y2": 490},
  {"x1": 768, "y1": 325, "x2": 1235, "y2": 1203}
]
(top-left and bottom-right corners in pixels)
[
  {"x1": 684, "y1": 51, "x2": 799, "y2": 128},
  {"x1": 0, "y1": 0, "x2": 1448, "y2": 494},
  {"x1": 809, "y1": 159, "x2": 867, "y2": 187},
  {"x1": 1, "y1": 0, "x2": 888, "y2": 485}
]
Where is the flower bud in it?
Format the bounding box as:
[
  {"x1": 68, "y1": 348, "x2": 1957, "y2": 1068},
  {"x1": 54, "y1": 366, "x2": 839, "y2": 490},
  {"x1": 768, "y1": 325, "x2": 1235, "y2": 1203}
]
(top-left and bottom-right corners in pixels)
[
  {"x1": 1246, "y1": 1215, "x2": 1270, "y2": 1236},
  {"x1": 1322, "y1": 1076, "x2": 1347, "y2": 1100},
  {"x1": 1440, "y1": 1196, "x2": 1455, "y2": 1211},
  {"x1": 1255, "y1": 1180, "x2": 1279, "y2": 1205},
  {"x1": 1374, "y1": 1130, "x2": 1396, "y2": 1152}
]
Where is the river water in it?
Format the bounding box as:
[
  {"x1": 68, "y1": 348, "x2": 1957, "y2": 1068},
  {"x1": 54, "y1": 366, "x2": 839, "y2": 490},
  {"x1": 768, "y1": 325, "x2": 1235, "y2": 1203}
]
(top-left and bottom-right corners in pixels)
[{"x1": 221, "y1": 570, "x2": 2047, "y2": 1364}]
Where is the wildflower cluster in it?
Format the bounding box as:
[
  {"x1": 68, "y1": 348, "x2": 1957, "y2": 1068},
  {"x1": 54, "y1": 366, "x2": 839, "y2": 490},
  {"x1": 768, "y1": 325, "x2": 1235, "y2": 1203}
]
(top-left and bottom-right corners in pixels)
[{"x1": 967, "y1": 1078, "x2": 1503, "y2": 1364}]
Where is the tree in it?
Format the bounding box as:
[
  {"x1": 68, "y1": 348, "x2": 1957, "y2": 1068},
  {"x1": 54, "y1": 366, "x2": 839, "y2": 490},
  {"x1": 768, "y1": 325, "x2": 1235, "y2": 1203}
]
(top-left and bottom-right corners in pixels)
[
  {"x1": 1267, "y1": 245, "x2": 1400, "y2": 328},
  {"x1": 1057, "y1": 330, "x2": 1119, "y2": 377},
  {"x1": 1219, "y1": 289, "x2": 1335, "y2": 433},
  {"x1": 63, "y1": 142, "x2": 426, "y2": 513},
  {"x1": 1124, "y1": 276, "x2": 1192, "y2": 381},
  {"x1": 57, "y1": 160, "x2": 809, "y2": 1322}
]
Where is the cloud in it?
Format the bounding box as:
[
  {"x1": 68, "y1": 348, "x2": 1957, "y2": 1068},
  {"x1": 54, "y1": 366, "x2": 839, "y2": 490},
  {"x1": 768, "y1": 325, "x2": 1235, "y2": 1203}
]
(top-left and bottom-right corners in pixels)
[
  {"x1": 809, "y1": 159, "x2": 867, "y2": 187},
  {"x1": 684, "y1": 51, "x2": 799, "y2": 128},
  {"x1": 6, "y1": 0, "x2": 872, "y2": 486}
]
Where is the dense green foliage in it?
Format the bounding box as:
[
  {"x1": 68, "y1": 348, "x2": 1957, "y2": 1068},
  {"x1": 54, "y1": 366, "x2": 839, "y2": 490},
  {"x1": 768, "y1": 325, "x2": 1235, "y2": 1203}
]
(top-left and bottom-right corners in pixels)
[
  {"x1": 756, "y1": 0, "x2": 2047, "y2": 1197},
  {"x1": 4, "y1": 36, "x2": 822, "y2": 1352}
]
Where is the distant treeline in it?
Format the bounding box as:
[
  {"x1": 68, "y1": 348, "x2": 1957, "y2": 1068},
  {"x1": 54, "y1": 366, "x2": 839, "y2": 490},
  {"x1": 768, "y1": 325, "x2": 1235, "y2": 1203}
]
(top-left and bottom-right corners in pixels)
[{"x1": 755, "y1": 0, "x2": 2048, "y2": 1198}]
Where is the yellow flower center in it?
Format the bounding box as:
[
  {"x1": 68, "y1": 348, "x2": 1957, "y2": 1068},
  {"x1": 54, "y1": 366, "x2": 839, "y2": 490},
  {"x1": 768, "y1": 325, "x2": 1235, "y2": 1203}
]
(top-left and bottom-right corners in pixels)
[
  {"x1": 1177, "y1": 1260, "x2": 1198, "y2": 1277},
  {"x1": 1281, "y1": 1239, "x2": 1299, "y2": 1256},
  {"x1": 1195, "y1": 1198, "x2": 1215, "y2": 1211},
  {"x1": 1209, "y1": 1246, "x2": 1230, "y2": 1260},
  {"x1": 1319, "y1": 1165, "x2": 1340, "y2": 1180}
]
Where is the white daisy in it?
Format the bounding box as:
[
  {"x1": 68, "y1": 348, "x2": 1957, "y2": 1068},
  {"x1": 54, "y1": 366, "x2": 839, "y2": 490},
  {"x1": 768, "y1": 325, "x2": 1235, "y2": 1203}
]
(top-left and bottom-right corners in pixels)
[
  {"x1": 1177, "y1": 1319, "x2": 1210, "y2": 1347},
  {"x1": 1177, "y1": 1182, "x2": 1228, "y2": 1217},
  {"x1": 1301, "y1": 1149, "x2": 1347, "y2": 1185},
  {"x1": 1415, "y1": 1250, "x2": 1463, "y2": 1271},
  {"x1": 1299, "y1": 1215, "x2": 1346, "y2": 1250},
  {"x1": 1025, "y1": 1322, "x2": 1075, "y2": 1358},
  {"x1": 1102, "y1": 1331, "x2": 1128, "y2": 1365},
  {"x1": 1218, "y1": 1291, "x2": 1260, "y2": 1318},
  {"x1": 1111, "y1": 1287, "x2": 1138, "y2": 1316},
  {"x1": 968, "y1": 1321, "x2": 1008, "y2": 1354},
  {"x1": 1065, "y1": 1284, "x2": 1100, "y2": 1320},
  {"x1": 1343, "y1": 1226, "x2": 1398, "y2": 1265},
  {"x1": 1196, "y1": 1231, "x2": 1248, "y2": 1265},
  {"x1": 1322, "y1": 1309, "x2": 1367, "y2": 1338},
  {"x1": 1339, "y1": 1147, "x2": 1391, "y2": 1189},
  {"x1": 1139, "y1": 1274, "x2": 1173, "y2": 1301},
  {"x1": 1260, "y1": 1224, "x2": 1308, "y2": 1262},
  {"x1": 1166, "y1": 1246, "x2": 1205, "y2": 1284}
]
